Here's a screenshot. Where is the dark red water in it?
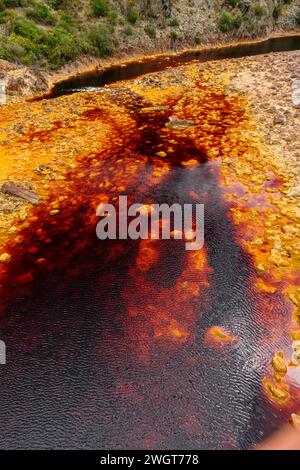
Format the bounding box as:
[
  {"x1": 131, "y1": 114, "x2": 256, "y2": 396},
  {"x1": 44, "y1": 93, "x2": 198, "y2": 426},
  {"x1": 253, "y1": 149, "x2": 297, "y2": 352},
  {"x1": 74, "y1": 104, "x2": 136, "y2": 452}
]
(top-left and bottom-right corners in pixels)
[{"x1": 0, "y1": 84, "x2": 294, "y2": 449}]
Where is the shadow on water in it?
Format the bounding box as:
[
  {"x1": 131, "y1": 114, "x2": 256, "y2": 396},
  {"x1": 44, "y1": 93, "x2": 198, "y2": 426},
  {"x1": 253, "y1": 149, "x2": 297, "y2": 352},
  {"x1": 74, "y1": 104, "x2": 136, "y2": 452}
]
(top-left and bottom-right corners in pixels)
[{"x1": 50, "y1": 34, "x2": 300, "y2": 97}]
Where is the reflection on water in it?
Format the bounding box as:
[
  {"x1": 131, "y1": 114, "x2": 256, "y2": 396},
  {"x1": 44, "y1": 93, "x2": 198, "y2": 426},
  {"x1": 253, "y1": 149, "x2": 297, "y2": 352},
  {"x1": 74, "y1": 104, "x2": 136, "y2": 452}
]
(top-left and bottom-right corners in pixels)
[{"x1": 51, "y1": 35, "x2": 300, "y2": 97}]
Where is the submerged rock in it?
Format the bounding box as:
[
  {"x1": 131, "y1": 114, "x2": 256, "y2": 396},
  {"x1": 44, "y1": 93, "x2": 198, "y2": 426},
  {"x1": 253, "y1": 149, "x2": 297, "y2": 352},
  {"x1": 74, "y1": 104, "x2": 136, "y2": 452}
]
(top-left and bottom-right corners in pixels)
[{"x1": 166, "y1": 116, "x2": 195, "y2": 130}]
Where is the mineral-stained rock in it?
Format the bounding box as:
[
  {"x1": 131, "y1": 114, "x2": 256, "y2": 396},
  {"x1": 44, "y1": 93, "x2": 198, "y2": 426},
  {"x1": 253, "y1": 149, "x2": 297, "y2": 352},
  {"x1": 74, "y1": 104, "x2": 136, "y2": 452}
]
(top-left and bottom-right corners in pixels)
[
  {"x1": 287, "y1": 286, "x2": 300, "y2": 307},
  {"x1": 290, "y1": 413, "x2": 300, "y2": 428},
  {"x1": 0, "y1": 252, "x2": 11, "y2": 263},
  {"x1": 156, "y1": 151, "x2": 167, "y2": 158},
  {"x1": 267, "y1": 384, "x2": 290, "y2": 402},
  {"x1": 269, "y1": 249, "x2": 289, "y2": 267},
  {"x1": 49, "y1": 209, "x2": 60, "y2": 216},
  {"x1": 1, "y1": 182, "x2": 40, "y2": 205},
  {"x1": 272, "y1": 352, "x2": 287, "y2": 379},
  {"x1": 166, "y1": 116, "x2": 195, "y2": 130},
  {"x1": 140, "y1": 106, "x2": 169, "y2": 113}
]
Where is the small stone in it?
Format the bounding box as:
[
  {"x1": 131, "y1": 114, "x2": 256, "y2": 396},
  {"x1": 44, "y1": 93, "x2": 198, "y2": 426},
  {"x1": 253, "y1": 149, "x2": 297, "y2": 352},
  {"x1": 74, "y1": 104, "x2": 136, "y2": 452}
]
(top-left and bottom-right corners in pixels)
[
  {"x1": 273, "y1": 115, "x2": 285, "y2": 125},
  {"x1": 255, "y1": 279, "x2": 277, "y2": 294},
  {"x1": 0, "y1": 253, "x2": 11, "y2": 263},
  {"x1": 268, "y1": 384, "x2": 290, "y2": 402},
  {"x1": 270, "y1": 249, "x2": 289, "y2": 267},
  {"x1": 290, "y1": 413, "x2": 300, "y2": 428},
  {"x1": 292, "y1": 79, "x2": 300, "y2": 109},
  {"x1": 19, "y1": 212, "x2": 27, "y2": 222},
  {"x1": 49, "y1": 209, "x2": 60, "y2": 216},
  {"x1": 156, "y1": 151, "x2": 167, "y2": 158}
]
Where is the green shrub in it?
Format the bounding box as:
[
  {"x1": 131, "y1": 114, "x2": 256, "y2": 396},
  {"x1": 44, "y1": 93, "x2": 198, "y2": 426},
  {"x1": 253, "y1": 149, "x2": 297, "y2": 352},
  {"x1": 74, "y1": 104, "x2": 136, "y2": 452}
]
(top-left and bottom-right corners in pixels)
[
  {"x1": 0, "y1": 0, "x2": 5, "y2": 11},
  {"x1": 218, "y1": 11, "x2": 234, "y2": 32},
  {"x1": 145, "y1": 24, "x2": 156, "y2": 38},
  {"x1": 10, "y1": 16, "x2": 46, "y2": 42},
  {"x1": 233, "y1": 13, "x2": 242, "y2": 29},
  {"x1": 108, "y1": 10, "x2": 118, "y2": 25},
  {"x1": 48, "y1": 0, "x2": 73, "y2": 10},
  {"x1": 254, "y1": 3, "x2": 265, "y2": 17},
  {"x1": 8, "y1": 32, "x2": 39, "y2": 54},
  {"x1": 57, "y1": 10, "x2": 75, "y2": 30},
  {"x1": 170, "y1": 30, "x2": 178, "y2": 41},
  {"x1": 4, "y1": 0, "x2": 29, "y2": 7},
  {"x1": 46, "y1": 29, "x2": 91, "y2": 68},
  {"x1": 0, "y1": 42, "x2": 10, "y2": 61},
  {"x1": 273, "y1": 4, "x2": 283, "y2": 19},
  {"x1": 91, "y1": 0, "x2": 108, "y2": 17},
  {"x1": 26, "y1": 3, "x2": 56, "y2": 25},
  {"x1": 127, "y1": 5, "x2": 138, "y2": 24},
  {"x1": 296, "y1": 9, "x2": 300, "y2": 25},
  {"x1": 195, "y1": 34, "x2": 201, "y2": 45},
  {"x1": 123, "y1": 24, "x2": 133, "y2": 36},
  {"x1": 88, "y1": 24, "x2": 114, "y2": 57},
  {"x1": 7, "y1": 32, "x2": 40, "y2": 64},
  {"x1": 147, "y1": 9, "x2": 157, "y2": 19},
  {"x1": 225, "y1": 0, "x2": 238, "y2": 7},
  {"x1": 168, "y1": 17, "x2": 179, "y2": 27}
]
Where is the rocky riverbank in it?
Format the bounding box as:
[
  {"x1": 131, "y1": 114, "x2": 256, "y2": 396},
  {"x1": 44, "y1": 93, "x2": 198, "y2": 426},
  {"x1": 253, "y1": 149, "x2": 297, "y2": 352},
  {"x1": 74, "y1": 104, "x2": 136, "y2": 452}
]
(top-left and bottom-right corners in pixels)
[{"x1": 0, "y1": 47, "x2": 299, "y2": 418}]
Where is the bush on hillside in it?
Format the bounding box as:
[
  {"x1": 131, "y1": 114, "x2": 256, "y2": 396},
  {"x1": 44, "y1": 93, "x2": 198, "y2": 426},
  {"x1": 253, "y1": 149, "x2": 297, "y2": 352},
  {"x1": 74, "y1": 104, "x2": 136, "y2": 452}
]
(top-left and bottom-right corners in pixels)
[
  {"x1": 88, "y1": 24, "x2": 114, "y2": 57},
  {"x1": 254, "y1": 3, "x2": 265, "y2": 17},
  {"x1": 218, "y1": 11, "x2": 234, "y2": 32},
  {"x1": 91, "y1": 0, "x2": 108, "y2": 18},
  {"x1": 10, "y1": 16, "x2": 46, "y2": 41},
  {"x1": 127, "y1": 4, "x2": 138, "y2": 24},
  {"x1": 273, "y1": 4, "x2": 283, "y2": 19},
  {"x1": 26, "y1": 3, "x2": 56, "y2": 25}
]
